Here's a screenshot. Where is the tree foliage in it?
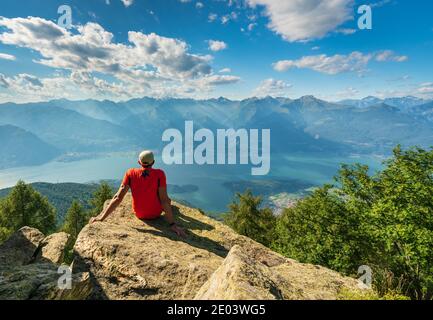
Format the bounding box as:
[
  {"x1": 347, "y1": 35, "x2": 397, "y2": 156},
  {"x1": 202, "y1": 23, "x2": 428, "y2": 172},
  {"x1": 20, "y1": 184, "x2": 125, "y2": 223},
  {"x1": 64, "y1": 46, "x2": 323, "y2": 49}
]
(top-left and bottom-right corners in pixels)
[
  {"x1": 87, "y1": 182, "x2": 113, "y2": 218},
  {"x1": 272, "y1": 146, "x2": 433, "y2": 299},
  {"x1": 224, "y1": 189, "x2": 276, "y2": 247},
  {"x1": 62, "y1": 200, "x2": 86, "y2": 241},
  {"x1": 0, "y1": 180, "x2": 56, "y2": 243},
  {"x1": 61, "y1": 200, "x2": 87, "y2": 263}
]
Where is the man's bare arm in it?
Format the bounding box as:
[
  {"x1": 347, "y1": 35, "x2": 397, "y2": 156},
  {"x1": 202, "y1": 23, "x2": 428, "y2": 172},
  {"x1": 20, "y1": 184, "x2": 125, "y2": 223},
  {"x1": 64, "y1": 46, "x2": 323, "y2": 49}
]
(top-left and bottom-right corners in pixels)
[
  {"x1": 158, "y1": 187, "x2": 187, "y2": 238},
  {"x1": 90, "y1": 184, "x2": 129, "y2": 223}
]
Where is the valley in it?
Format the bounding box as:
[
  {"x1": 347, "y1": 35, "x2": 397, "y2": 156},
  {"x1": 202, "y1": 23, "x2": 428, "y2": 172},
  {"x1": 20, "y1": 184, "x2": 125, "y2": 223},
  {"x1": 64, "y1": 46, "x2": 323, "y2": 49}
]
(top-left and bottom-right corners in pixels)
[{"x1": 0, "y1": 95, "x2": 430, "y2": 214}]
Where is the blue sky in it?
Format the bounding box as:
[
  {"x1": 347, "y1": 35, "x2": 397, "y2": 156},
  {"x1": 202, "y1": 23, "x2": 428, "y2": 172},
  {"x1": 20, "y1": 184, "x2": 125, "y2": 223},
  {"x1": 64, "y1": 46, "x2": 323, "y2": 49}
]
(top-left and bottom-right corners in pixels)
[{"x1": 0, "y1": 0, "x2": 432, "y2": 103}]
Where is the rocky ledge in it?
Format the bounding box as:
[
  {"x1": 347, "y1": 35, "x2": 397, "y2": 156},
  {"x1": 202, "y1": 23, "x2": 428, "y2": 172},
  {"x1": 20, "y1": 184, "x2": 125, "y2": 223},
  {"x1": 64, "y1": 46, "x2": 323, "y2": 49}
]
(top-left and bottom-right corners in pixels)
[
  {"x1": 0, "y1": 227, "x2": 91, "y2": 299},
  {"x1": 71, "y1": 193, "x2": 366, "y2": 300}
]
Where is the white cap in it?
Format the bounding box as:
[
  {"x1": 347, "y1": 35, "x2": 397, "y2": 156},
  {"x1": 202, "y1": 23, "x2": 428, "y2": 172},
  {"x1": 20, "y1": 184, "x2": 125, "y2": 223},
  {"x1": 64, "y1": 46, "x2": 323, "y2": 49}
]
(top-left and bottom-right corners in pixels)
[{"x1": 139, "y1": 150, "x2": 155, "y2": 165}]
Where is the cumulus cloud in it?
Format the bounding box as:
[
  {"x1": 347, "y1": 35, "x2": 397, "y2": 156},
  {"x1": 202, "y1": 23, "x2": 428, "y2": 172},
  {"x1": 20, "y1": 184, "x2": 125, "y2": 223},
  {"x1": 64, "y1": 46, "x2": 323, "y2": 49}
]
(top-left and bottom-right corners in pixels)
[
  {"x1": 0, "y1": 73, "x2": 46, "y2": 96},
  {"x1": 0, "y1": 52, "x2": 16, "y2": 60},
  {"x1": 247, "y1": 0, "x2": 354, "y2": 42},
  {"x1": 207, "y1": 40, "x2": 228, "y2": 52},
  {"x1": 0, "y1": 16, "x2": 240, "y2": 102},
  {"x1": 0, "y1": 17, "x2": 212, "y2": 79},
  {"x1": 0, "y1": 70, "x2": 148, "y2": 103},
  {"x1": 198, "y1": 75, "x2": 240, "y2": 87},
  {"x1": 253, "y1": 78, "x2": 292, "y2": 97},
  {"x1": 273, "y1": 50, "x2": 408, "y2": 75},
  {"x1": 0, "y1": 74, "x2": 10, "y2": 88},
  {"x1": 19, "y1": 74, "x2": 43, "y2": 87},
  {"x1": 273, "y1": 52, "x2": 372, "y2": 75}
]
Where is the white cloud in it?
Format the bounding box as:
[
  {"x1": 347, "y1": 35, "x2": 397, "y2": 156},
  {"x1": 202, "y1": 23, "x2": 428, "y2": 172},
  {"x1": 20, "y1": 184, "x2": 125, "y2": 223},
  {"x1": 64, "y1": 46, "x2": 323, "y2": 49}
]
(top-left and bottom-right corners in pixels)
[
  {"x1": 208, "y1": 13, "x2": 218, "y2": 22},
  {"x1": 0, "y1": 16, "x2": 240, "y2": 102},
  {"x1": 253, "y1": 78, "x2": 292, "y2": 97},
  {"x1": 273, "y1": 52, "x2": 372, "y2": 75},
  {"x1": 121, "y1": 0, "x2": 134, "y2": 7},
  {"x1": 375, "y1": 50, "x2": 408, "y2": 62},
  {"x1": 373, "y1": 82, "x2": 433, "y2": 100},
  {"x1": 370, "y1": 0, "x2": 392, "y2": 8},
  {"x1": 0, "y1": 52, "x2": 16, "y2": 60},
  {"x1": 196, "y1": 2, "x2": 204, "y2": 9},
  {"x1": 0, "y1": 74, "x2": 9, "y2": 88},
  {"x1": 247, "y1": 23, "x2": 257, "y2": 31},
  {"x1": 18, "y1": 73, "x2": 43, "y2": 87},
  {"x1": 0, "y1": 71, "x2": 135, "y2": 103},
  {"x1": 273, "y1": 50, "x2": 408, "y2": 75},
  {"x1": 208, "y1": 40, "x2": 228, "y2": 52},
  {"x1": 247, "y1": 0, "x2": 354, "y2": 42},
  {"x1": 418, "y1": 82, "x2": 433, "y2": 95},
  {"x1": 198, "y1": 74, "x2": 240, "y2": 86},
  {"x1": 219, "y1": 68, "x2": 232, "y2": 73},
  {"x1": 0, "y1": 17, "x2": 212, "y2": 80},
  {"x1": 221, "y1": 12, "x2": 238, "y2": 24},
  {"x1": 336, "y1": 28, "x2": 357, "y2": 35}
]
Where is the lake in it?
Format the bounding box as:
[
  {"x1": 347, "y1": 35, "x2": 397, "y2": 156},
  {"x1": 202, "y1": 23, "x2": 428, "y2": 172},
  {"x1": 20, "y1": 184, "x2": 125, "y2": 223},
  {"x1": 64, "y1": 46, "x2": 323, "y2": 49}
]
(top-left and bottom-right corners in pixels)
[{"x1": 0, "y1": 152, "x2": 384, "y2": 214}]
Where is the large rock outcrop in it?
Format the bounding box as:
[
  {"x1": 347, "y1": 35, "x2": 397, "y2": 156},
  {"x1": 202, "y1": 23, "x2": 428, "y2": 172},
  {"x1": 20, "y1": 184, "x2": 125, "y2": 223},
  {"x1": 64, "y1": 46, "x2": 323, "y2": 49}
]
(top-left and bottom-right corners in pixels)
[
  {"x1": 0, "y1": 227, "x2": 92, "y2": 300},
  {"x1": 74, "y1": 193, "x2": 366, "y2": 300}
]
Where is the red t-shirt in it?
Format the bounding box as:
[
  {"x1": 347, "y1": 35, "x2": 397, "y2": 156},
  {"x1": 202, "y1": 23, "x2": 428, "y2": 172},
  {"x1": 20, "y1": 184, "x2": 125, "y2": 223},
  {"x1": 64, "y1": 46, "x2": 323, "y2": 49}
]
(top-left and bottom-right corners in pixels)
[{"x1": 122, "y1": 167, "x2": 167, "y2": 220}]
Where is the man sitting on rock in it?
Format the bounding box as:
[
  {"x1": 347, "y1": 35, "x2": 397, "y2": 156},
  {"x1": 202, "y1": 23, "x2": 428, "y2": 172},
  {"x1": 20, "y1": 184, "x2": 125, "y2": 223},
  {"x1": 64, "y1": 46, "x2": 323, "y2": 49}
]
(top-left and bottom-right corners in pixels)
[{"x1": 90, "y1": 150, "x2": 187, "y2": 238}]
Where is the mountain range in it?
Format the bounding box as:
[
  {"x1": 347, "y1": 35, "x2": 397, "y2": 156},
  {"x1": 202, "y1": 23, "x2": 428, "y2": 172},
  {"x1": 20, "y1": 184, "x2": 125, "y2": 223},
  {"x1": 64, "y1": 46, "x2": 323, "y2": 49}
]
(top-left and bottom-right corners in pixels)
[
  {"x1": 337, "y1": 96, "x2": 429, "y2": 110},
  {"x1": 0, "y1": 95, "x2": 432, "y2": 169},
  {"x1": 0, "y1": 125, "x2": 59, "y2": 169}
]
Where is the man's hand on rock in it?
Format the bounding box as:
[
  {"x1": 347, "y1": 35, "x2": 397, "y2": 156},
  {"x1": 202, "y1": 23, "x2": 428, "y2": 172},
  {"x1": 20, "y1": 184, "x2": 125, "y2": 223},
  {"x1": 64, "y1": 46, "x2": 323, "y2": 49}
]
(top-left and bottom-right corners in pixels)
[
  {"x1": 90, "y1": 216, "x2": 103, "y2": 224},
  {"x1": 171, "y1": 224, "x2": 187, "y2": 238}
]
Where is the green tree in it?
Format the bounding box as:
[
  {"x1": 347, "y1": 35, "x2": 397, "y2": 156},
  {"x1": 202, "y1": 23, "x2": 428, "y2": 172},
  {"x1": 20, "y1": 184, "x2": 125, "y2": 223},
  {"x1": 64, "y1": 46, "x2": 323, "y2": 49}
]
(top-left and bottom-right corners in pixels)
[
  {"x1": 0, "y1": 180, "x2": 56, "y2": 243},
  {"x1": 272, "y1": 146, "x2": 433, "y2": 299},
  {"x1": 224, "y1": 190, "x2": 276, "y2": 247},
  {"x1": 272, "y1": 185, "x2": 368, "y2": 274},
  {"x1": 61, "y1": 182, "x2": 113, "y2": 263},
  {"x1": 62, "y1": 200, "x2": 88, "y2": 263},
  {"x1": 62, "y1": 200, "x2": 87, "y2": 241},
  {"x1": 88, "y1": 182, "x2": 113, "y2": 218}
]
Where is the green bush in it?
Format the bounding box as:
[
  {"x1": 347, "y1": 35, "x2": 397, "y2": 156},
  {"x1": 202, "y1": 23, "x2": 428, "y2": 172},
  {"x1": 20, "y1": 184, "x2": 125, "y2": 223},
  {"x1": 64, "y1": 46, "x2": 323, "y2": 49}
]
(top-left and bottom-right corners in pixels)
[{"x1": 338, "y1": 289, "x2": 410, "y2": 300}]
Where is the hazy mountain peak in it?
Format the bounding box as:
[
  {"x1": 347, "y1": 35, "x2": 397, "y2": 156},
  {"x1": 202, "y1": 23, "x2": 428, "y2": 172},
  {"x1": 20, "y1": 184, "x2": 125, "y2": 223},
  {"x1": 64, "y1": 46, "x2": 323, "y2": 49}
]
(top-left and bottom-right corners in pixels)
[
  {"x1": 369, "y1": 102, "x2": 400, "y2": 112},
  {"x1": 299, "y1": 95, "x2": 318, "y2": 101},
  {"x1": 362, "y1": 96, "x2": 382, "y2": 103}
]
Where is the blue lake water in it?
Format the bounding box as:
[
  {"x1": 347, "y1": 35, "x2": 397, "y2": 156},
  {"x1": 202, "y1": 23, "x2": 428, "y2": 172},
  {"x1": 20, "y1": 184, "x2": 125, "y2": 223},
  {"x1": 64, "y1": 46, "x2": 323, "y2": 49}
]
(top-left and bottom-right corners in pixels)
[{"x1": 0, "y1": 152, "x2": 384, "y2": 214}]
